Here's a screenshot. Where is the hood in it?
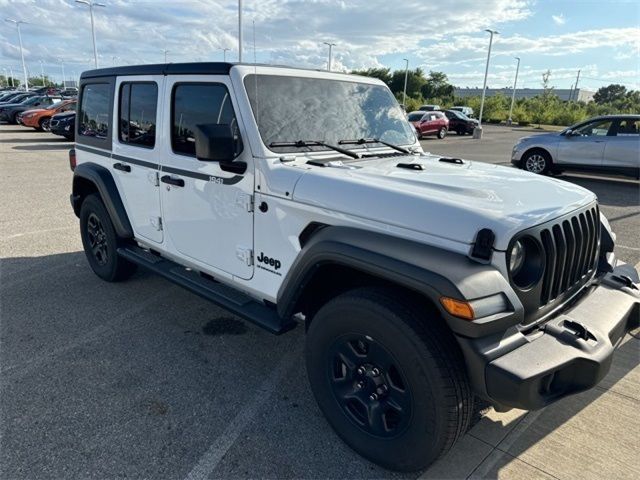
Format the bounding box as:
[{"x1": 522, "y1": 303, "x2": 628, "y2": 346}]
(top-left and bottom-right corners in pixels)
[
  {"x1": 292, "y1": 153, "x2": 596, "y2": 250},
  {"x1": 517, "y1": 132, "x2": 560, "y2": 142},
  {"x1": 21, "y1": 108, "x2": 46, "y2": 116},
  {"x1": 52, "y1": 111, "x2": 75, "y2": 120}
]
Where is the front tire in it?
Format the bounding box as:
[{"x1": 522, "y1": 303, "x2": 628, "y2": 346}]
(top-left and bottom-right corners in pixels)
[
  {"x1": 305, "y1": 288, "x2": 472, "y2": 472},
  {"x1": 39, "y1": 117, "x2": 51, "y2": 132},
  {"x1": 522, "y1": 149, "x2": 552, "y2": 175},
  {"x1": 79, "y1": 194, "x2": 136, "y2": 282}
]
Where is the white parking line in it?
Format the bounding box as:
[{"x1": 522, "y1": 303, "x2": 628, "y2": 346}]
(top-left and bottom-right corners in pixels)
[
  {"x1": 184, "y1": 345, "x2": 301, "y2": 480},
  {"x1": 617, "y1": 244, "x2": 640, "y2": 252},
  {"x1": 3, "y1": 225, "x2": 75, "y2": 240}
]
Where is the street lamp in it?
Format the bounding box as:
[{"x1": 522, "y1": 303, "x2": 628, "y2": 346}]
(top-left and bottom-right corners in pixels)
[
  {"x1": 402, "y1": 58, "x2": 409, "y2": 109},
  {"x1": 507, "y1": 56, "x2": 521, "y2": 125},
  {"x1": 238, "y1": 0, "x2": 243, "y2": 62},
  {"x1": 9, "y1": 66, "x2": 15, "y2": 87},
  {"x1": 323, "y1": 42, "x2": 336, "y2": 71},
  {"x1": 75, "y1": 0, "x2": 105, "y2": 68},
  {"x1": 5, "y1": 18, "x2": 29, "y2": 91},
  {"x1": 59, "y1": 58, "x2": 66, "y2": 88},
  {"x1": 39, "y1": 59, "x2": 46, "y2": 87},
  {"x1": 221, "y1": 47, "x2": 230, "y2": 62},
  {"x1": 162, "y1": 49, "x2": 169, "y2": 63},
  {"x1": 474, "y1": 29, "x2": 499, "y2": 139}
]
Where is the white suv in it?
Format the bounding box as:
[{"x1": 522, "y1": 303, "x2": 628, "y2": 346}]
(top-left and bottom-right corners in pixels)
[{"x1": 70, "y1": 62, "x2": 639, "y2": 472}]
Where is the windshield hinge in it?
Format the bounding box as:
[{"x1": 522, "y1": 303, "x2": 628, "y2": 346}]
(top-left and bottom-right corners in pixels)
[{"x1": 150, "y1": 216, "x2": 163, "y2": 231}]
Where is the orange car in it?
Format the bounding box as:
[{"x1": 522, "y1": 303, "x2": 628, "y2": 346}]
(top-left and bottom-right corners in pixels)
[{"x1": 20, "y1": 99, "x2": 76, "y2": 132}]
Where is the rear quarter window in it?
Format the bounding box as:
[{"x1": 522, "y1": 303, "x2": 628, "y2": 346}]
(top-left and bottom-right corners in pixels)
[{"x1": 77, "y1": 79, "x2": 114, "y2": 150}]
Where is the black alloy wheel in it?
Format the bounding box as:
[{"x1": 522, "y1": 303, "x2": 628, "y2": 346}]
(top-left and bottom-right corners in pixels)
[{"x1": 329, "y1": 334, "x2": 412, "y2": 438}]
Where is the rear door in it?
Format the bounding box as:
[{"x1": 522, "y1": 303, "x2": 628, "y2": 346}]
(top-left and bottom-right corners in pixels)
[
  {"x1": 603, "y1": 117, "x2": 640, "y2": 169},
  {"x1": 556, "y1": 118, "x2": 612, "y2": 167},
  {"x1": 159, "y1": 77, "x2": 254, "y2": 280},
  {"x1": 110, "y1": 76, "x2": 164, "y2": 244}
]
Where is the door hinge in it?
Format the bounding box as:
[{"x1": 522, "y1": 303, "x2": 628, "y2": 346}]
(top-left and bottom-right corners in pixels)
[
  {"x1": 236, "y1": 193, "x2": 254, "y2": 212},
  {"x1": 148, "y1": 171, "x2": 159, "y2": 187},
  {"x1": 151, "y1": 216, "x2": 163, "y2": 231},
  {"x1": 236, "y1": 247, "x2": 253, "y2": 266}
]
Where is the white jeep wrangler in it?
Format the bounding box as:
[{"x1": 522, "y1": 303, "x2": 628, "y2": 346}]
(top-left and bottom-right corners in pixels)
[{"x1": 70, "y1": 63, "x2": 639, "y2": 472}]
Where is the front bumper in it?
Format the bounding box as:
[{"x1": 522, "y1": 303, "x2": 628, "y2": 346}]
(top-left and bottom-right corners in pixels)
[
  {"x1": 51, "y1": 123, "x2": 73, "y2": 136},
  {"x1": 461, "y1": 262, "x2": 639, "y2": 411}
]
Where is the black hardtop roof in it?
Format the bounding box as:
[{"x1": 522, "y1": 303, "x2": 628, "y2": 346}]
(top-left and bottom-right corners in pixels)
[{"x1": 80, "y1": 62, "x2": 233, "y2": 79}]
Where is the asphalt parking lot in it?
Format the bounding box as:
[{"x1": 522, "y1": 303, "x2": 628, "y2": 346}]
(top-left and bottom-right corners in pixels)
[{"x1": 1, "y1": 123, "x2": 639, "y2": 479}]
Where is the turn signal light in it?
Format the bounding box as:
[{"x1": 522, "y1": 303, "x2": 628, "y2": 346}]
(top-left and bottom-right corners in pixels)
[{"x1": 440, "y1": 297, "x2": 475, "y2": 320}]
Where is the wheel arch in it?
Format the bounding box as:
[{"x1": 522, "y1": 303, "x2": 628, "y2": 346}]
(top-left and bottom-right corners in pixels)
[
  {"x1": 277, "y1": 226, "x2": 514, "y2": 336},
  {"x1": 71, "y1": 162, "x2": 134, "y2": 239}
]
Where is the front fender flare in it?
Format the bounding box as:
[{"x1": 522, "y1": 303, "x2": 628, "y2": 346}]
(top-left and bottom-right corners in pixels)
[{"x1": 277, "y1": 226, "x2": 521, "y2": 336}]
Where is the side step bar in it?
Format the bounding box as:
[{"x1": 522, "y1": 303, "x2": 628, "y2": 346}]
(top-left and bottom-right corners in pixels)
[{"x1": 117, "y1": 245, "x2": 297, "y2": 335}]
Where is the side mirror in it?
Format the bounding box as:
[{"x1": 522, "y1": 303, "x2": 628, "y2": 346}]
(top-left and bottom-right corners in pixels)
[{"x1": 194, "y1": 123, "x2": 246, "y2": 174}]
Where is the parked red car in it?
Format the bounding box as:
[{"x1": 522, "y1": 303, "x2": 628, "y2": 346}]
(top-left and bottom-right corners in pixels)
[{"x1": 408, "y1": 110, "x2": 449, "y2": 139}]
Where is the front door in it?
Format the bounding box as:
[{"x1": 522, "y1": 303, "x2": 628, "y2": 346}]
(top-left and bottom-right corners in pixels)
[
  {"x1": 159, "y1": 77, "x2": 254, "y2": 280},
  {"x1": 111, "y1": 76, "x2": 164, "y2": 243},
  {"x1": 556, "y1": 118, "x2": 612, "y2": 167}
]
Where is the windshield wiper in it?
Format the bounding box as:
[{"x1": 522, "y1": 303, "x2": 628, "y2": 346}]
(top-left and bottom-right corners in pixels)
[
  {"x1": 269, "y1": 140, "x2": 360, "y2": 159},
  {"x1": 338, "y1": 138, "x2": 411, "y2": 155}
]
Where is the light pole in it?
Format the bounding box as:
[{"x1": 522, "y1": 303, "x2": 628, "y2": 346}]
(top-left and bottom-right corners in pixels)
[
  {"x1": 323, "y1": 42, "x2": 336, "y2": 71},
  {"x1": 402, "y1": 58, "x2": 409, "y2": 108},
  {"x1": 75, "y1": 0, "x2": 105, "y2": 68},
  {"x1": 238, "y1": 0, "x2": 243, "y2": 62},
  {"x1": 5, "y1": 19, "x2": 29, "y2": 91},
  {"x1": 474, "y1": 29, "x2": 499, "y2": 139},
  {"x1": 59, "y1": 58, "x2": 66, "y2": 88},
  {"x1": 162, "y1": 49, "x2": 169, "y2": 63},
  {"x1": 39, "y1": 60, "x2": 46, "y2": 86},
  {"x1": 507, "y1": 56, "x2": 520, "y2": 125},
  {"x1": 221, "y1": 48, "x2": 230, "y2": 62},
  {"x1": 9, "y1": 66, "x2": 15, "y2": 87}
]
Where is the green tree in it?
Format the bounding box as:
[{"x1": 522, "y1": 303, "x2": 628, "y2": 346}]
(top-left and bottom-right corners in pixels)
[
  {"x1": 420, "y1": 71, "x2": 454, "y2": 101},
  {"x1": 389, "y1": 68, "x2": 427, "y2": 97},
  {"x1": 350, "y1": 67, "x2": 392, "y2": 86},
  {"x1": 593, "y1": 84, "x2": 627, "y2": 104}
]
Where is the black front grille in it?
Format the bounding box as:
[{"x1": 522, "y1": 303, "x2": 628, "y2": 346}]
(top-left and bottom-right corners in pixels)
[
  {"x1": 538, "y1": 205, "x2": 600, "y2": 306},
  {"x1": 511, "y1": 203, "x2": 601, "y2": 326}
]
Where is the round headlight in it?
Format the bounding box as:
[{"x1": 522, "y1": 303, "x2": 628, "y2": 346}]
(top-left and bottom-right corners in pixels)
[
  {"x1": 509, "y1": 236, "x2": 543, "y2": 289},
  {"x1": 509, "y1": 240, "x2": 525, "y2": 276}
]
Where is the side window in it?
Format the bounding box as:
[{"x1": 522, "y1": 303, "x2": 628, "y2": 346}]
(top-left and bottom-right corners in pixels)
[
  {"x1": 615, "y1": 119, "x2": 640, "y2": 136},
  {"x1": 575, "y1": 120, "x2": 613, "y2": 137},
  {"x1": 119, "y1": 82, "x2": 158, "y2": 148},
  {"x1": 79, "y1": 83, "x2": 110, "y2": 139},
  {"x1": 171, "y1": 83, "x2": 243, "y2": 157}
]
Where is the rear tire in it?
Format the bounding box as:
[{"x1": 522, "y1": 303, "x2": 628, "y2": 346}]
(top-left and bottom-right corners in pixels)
[
  {"x1": 305, "y1": 287, "x2": 472, "y2": 472},
  {"x1": 79, "y1": 194, "x2": 136, "y2": 282},
  {"x1": 437, "y1": 127, "x2": 447, "y2": 139}
]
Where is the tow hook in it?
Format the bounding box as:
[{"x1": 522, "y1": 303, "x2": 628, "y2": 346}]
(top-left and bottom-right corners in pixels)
[
  {"x1": 611, "y1": 275, "x2": 639, "y2": 290},
  {"x1": 562, "y1": 320, "x2": 597, "y2": 342}
]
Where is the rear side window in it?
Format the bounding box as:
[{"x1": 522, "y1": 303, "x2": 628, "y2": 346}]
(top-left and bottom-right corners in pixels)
[
  {"x1": 79, "y1": 83, "x2": 111, "y2": 140},
  {"x1": 171, "y1": 83, "x2": 242, "y2": 157},
  {"x1": 119, "y1": 82, "x2": 158, "y2": 148}
]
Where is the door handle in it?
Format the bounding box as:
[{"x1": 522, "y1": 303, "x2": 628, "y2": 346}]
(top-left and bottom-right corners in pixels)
[
  {"x1": 160, "y1": 175, "x2": 185, "y2": 187},
  {"x1": 113, "y1": 162, "x2": 131, "y2": 172}
]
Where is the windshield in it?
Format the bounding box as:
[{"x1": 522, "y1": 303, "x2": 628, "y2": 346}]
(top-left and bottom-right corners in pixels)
[
  {"x1": 21, "y1": 96, "x2": 41, "y2": 105},
  {"x1": 244, "y1": 74, "x2": 415, "y2": 153}
]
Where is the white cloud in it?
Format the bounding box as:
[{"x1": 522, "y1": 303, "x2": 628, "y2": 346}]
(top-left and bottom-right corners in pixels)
[{"x1": 552, "y1": 14, "x2": 566, "y2": 26}]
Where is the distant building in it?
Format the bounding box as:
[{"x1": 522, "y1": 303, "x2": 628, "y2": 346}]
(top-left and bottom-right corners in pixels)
[{"x1": 453, "y1": 87, "x2": 595, "y2": 103}]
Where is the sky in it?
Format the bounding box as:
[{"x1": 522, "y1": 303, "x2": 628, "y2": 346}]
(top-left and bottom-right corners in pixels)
[{"x1": 1, "y1": 0, "x2": 639, "y2": 92}]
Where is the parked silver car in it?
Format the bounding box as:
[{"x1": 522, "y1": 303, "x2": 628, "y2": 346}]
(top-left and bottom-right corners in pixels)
[{"x1": 511, "y1": 115, "x2": 639, "y2": 178}]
